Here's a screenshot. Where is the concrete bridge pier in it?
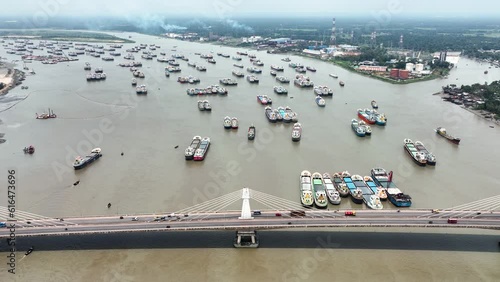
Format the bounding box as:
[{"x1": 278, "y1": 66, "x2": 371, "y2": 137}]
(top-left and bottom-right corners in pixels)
[{"x1": 233, "y1": 230, "x2": 259, "y2": 248}]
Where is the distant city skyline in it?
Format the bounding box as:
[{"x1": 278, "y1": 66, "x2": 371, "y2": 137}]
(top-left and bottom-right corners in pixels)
[{"x1": 2, "y1": 0, "x2": 500, "y2": 17}]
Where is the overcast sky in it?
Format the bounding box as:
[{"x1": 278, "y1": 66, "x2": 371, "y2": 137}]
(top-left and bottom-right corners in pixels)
[{"x1": 2, "y1": 0, "x2": 498, "y2": 17}]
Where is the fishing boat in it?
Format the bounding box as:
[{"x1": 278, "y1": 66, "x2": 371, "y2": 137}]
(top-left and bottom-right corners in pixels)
[
  {"x1": 84, "y1": 62, "x2": 91, "y2": 70},
  {"x1": 198, "y1": 100, "x2": 205, "y2": 111},
  {"x1": 314, "y1": 85, "x2": 333, "y2": 96},
  {"x1": 371, "y1": 100, "x2": 378, "y2": 109},
  {"x1": 371, "y1": 168, "x2": 412, "y2": 207},
  {"x1": 136, "y1": 84, "x2": 147, "y2": 94},
  {"x1": 300, "y1": 170, "x2": 314, "y2": 208},
  {"x1": 332, "y1": 173, "x2": 350, "y2": 198},
  {"x1": 233, "y1": 63, "x2": 244, "y2": 68},
  {"x1": 315, "y1": 96, "x2": 326, "y2": 107},
  {"x1": 276, "y1": 76, "x2": 290, "y2": 84},
  {"x1": 271, "y1": 65, "x2": 284, "y2": 71},
  {"x1": 291, "y1": 123, "x2": 302, "y2": 142},
  {"x1": 248, "y1": 125, "x2": 255, "y2": 140},
  {"x1": 193, "y1": 137, "x2": 210, "y2": 161},
  {"x1": 231, "y1": 117, "x2": 239, "y2": 129},
  {"x1": 435, "y1": 127, "x2": 460, "y2": 144},
  {"x1": 323, "y1": 173, "x2": 341, "y2": 205},
  {"x1": 232, "y1": 70, "x2": 244, "y2": 77},
  {"x1": 270, "y1": 70, "x2": 277, "y2": 76},
  {"x1": 257, "y1": 95, "x2": 269, "y2": 105},
  {"x1": 357, "y1": 109, "x2": 376, "y2": 124},
  {"x1": 265, "y1": 106, "x2": 277, "y2": 123},
  {"x1": 36, "y1": 108, "x2": 57, "y2": 119},
  {"x1": 414, "y1": 141, "x2": 436, "y2": 165},
  {"x1": 246, "y1": 75, "x2": 259, "y2": 83},
  {"x1": 306, "y1": 66, "x2": 316, "y2": 72},
  {"x1": 285, "y1": 106, "x2": 297, "y2": 123},
  {"x1": 339, "y1": 81, "x2": 345, "y2": 87},
  {"x1": 219, "y1": 78, "x2": 238, "y2": 86},
  {"x1": 273, "y1": 109, "x2": 283, "y2": 122},
  {"x1": 404, "y1": 139, "x2": 427, "y2": 166},
  {"x1": 23, "y1": 145, "x2": 35, "y2": 154},
  {"x1": 311, "y1": 172, "x2": 328, "y2": 208},
  {"x1": 358, "y1": 120, "x2": 371, "y2": 136},
  {"x1": 329, "y1": 74, "x2": 338, "y2": 78},
  {"x1": 282, "y1": 57, "x2": 291, "y2": 62},
  {"x1": 73, "y1": 148, "x2": 102, "y2": 170},
  {"x1": 351, "y1": 119, "x2": 366, "y2": 137},
  {"x1": 223, "y1": 116, "x2": 232, "y2": 129},
  {"x1": 185, "y1": 136, "x2": 202, "y2": 160},
  {"x1": 364, "y1": 176, "x2": 387, "y2": 201},
  {"x1": 131, "y1": 78, "x2": 137, "y2": 86},
  {"x1": 203, "y1": 100, "x2": 211, "y2": 111},
  {"x1": 342, "y1": 171, "x2": 363, "y2": 204}
]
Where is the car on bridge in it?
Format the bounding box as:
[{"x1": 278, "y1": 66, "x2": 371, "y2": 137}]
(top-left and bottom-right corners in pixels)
[
  {"x1": 447, "y1": 218, "x2": 458, "y2": 224},
  {"x1": 345, "y1": 210, "x2": 356, "y2": 216},
  {"x1": 0, "y1": 222, "x2": 6, "y2": 228}
]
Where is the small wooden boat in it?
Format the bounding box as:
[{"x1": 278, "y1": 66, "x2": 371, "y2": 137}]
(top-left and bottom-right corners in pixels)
[
  {"x1": 435, "y1": 127, "x2": 460, "y2": 144},
  {"x1": 291, "y1": 123, "x2": 302, "y2": 142},
  {"x1": 315, "y1": 96, "x2": 325, "y2": 107},
  {"x1": 371, "y1": 100, "x2": 378, "y2": 109},
  {"x1": 248, "y1": 125, "x2": 255, "y2": 140},
  {"x1": 339, "y1": 81, "x2": 345, "y2": 87},
  {"x1": 23, "y1": 145, "x2": 35, "y2": 154},
  {"x1": 329, "y1": 74, "x2": 338, "y2": 78}
]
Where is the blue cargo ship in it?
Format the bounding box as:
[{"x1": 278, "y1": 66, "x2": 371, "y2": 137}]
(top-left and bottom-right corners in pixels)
[
  {"x1": 370, "y1": 168, "x2": 412, "y2": 207},
  {"x1": 341, "y1": 171, "x2": 363, "y2": 204}
]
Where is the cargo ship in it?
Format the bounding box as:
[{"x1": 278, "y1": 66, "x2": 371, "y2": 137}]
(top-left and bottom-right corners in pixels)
[
  {"x1": 73, "y1": 148, "x2": 102, "y2": 170},
  {"x1": 371, "y1": 168, "x2": 412, "y2": 207},
  {"x1": 351, "y1": 175, "x2": 382, "y2": 209},
  {"x1": 435, "y1": 127, "x2": 460, "y2": 144},
  {"x1": 332, "y1": 173, "x2": 350, "y2": 198},
  {"x1": 311, "y1": 172, "x2": 328, "y2": 208},
  {"x1": 185, "y1": 136, "x2": 202, "y2": 160},
  {"x1": 193, "y1": 137, "x2": 210, "y2": 161},
  {"x1": 342, "y1": 171, "x2": 363, "y2": 204},
  {"x1": 299, "y1": 170, "x2": 314, "y2": 208},
  {"x1": 404, "y1": 139, "x2": 427, "y2": 166}
]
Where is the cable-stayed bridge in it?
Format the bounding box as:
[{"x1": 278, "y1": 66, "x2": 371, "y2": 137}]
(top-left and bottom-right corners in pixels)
[{"x1": 1, "y1": 188, "x2": 499, "y2": 247}]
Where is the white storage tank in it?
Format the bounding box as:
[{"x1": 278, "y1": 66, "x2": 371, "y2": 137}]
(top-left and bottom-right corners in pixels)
[
  {"x1": 405, "y1": 63, "x2": 415, "y2": 71},
  {"x1": 415, "y1": 63, "x2": 424, "y2": 72}
]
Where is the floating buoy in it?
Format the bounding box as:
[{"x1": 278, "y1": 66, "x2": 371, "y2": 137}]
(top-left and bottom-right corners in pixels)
[{"x1": 121, "y1": 152, "x2": 124, "y2": 156}]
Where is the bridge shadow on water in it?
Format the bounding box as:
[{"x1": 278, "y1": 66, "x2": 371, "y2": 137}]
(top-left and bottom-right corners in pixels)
[{"x1": 2, "y1": 231, "x2": 499, "y2": 253}]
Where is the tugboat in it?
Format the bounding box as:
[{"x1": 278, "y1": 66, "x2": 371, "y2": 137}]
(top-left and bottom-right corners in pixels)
[
  {"x1": 185, "y1": 136, "x2": 202, "y2": 160},
  {"x1": 404, "y1": 139, "x2": 427, "y2": 166},
  {"x1": 351, "y1": 119, "x2": 366, "y2": 137},
  {"x1": 223, "y1": 116, "x2": 232, "y2": 129},
  {"x1": 311, "y1": 172, "x2": 328, "y2": 208},
  {"x1": 414, "y1": 141, "x2": 436, "y2": 165},
  {"x1": 371, "y1": 100, "x2": 378, "y2": 109},
  {"x1": 73, "y1": 148, "x2": 102, "y2": 170},
  {"x1": 435, "y1": 127, "x2": 460, "y2": 144},
  {"x1": 291, "y1": 123, "x2": 302, "y2": 142},
  {"x1": 315, "y1": 96, "x2": 326, "y2": 107},
  {"x1": 36, "y1": 108, "x2": 57, "y2": 119},
  {"x1": 23, "y1": 145, "x2": 35, "y2": 154},
  {"x1": 300, "y1": 170, "x2": 314, "y2": 208},
  {"x1": 371, "y1": 168, "x2": 412, "y2": 207},
  {"x1": 231, "y1": 117, "x2": 239, "y2": 129},
  {"x1": 248, "y1": 125, "x2": 255, "y2": 140},
  {"x1": 332, "y1": 173, "x2": 350, "y2": 198},
  {"x1": 193, "y1": 137, "x2": 210, "y2": 161},
  {"x1": 323, "y1": 173, "x2": 341, "y2": 205}
]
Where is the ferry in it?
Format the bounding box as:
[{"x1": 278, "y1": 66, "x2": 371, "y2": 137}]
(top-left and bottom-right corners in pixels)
[
  {"x1": 342, "y1": 171, "x2": 363, "y2": 204},
  {"x1": 404, "y1": 139, "x2": 427, "y2": 166},
  {"x1": 364, "y1": 176, "x2": 387, "y2": 201},
  {"x1": 223, "y1": 116, "x2": 232, "y2": 129},
  {"x1": 414, "y1": 141, "x2": 436, "y2": 165},
  {"x1": 371, "y1": 168, "x2": 412, "y2": 207},
  {"x1": 357, "y1": 109, "x2": 376, "y2": 124},
  {"x1": 323, "y1": 173, "x2": 341, "y2": 205},
  {"x1": 435, "y1": 127, "x2": 460, "y2": 144},
  {"x1": 291, "y1": 123, "x2": 302, "y2": 142},
  {"x1": 332, "y1": 173, "x2": 350, "y2": 198},
  {"x1": 73, "y1": 148, "x2": 102, "y2": 170},
  {"x1": 265, "y1": 106, "x2": 277, "y2": 123},
  {"x1": 351, "y1": 119, "x2": 366, "y2": 137},
  {"x1": 193, "y1": 137, "x2": 210, "y2": 161},
  {"x1": 185, "y1": 136, "x2": 202, "y2": 160},
  {"x1": 315, "y1": 96, "x2": 326, "y2": 107},
  {"x1": 371, "y1": 100, "x2": 378, "y2": 109},
  {"x1": 311, "y1": 172, "x2": 328, "y2": 208},
  {"x1": 300, "y1": 170, "x2": 314, "y2": 208},
  {"x1": 248, "y1": 125, "x2": 255, "y2": 140}
]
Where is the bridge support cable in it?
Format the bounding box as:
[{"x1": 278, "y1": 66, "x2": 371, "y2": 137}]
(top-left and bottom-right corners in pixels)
[
  {"x1": 178, "y1": 194, "x2": 242, "y2": 221},
  {"x1": 445, "y1": 195, "x2": 500, "y2": 211},
  {"x1": 188, "y1": 196, "x2": 242, "y2": 222},
  {"x1": 429, "y1": 195, "x2": 500, "y2": 218},
  {"x1": 174, "y1": 190, "x2": 241, "y2": 214},
  {"x1": 0, "y1": 206, "x2": 76, "y2": 226}
]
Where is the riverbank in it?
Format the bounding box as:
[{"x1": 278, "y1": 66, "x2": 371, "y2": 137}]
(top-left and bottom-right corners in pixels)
[
  {"x1": 434, "y1": 91, "x2": 500, "y2": 126},
  {"x1": 0, "y1": 63, "x2": 25, "y2": 96},
  {"x1": 0, "y1": 30, "x2": 134, "y2": 43}
]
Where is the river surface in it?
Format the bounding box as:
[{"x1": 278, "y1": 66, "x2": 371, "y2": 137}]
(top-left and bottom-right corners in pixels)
[{"x1": 0, "y1": 32, "x2": 499, "y2": 281}]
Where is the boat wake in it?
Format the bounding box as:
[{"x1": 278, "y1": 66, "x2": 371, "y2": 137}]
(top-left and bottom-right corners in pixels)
[{"x1": 0, "y1": 92, "x2": 30, "y2": 113}]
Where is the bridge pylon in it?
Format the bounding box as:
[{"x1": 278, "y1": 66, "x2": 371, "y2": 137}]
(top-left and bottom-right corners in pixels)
[{"x1": 239, "y1": 188, "x2": 254, "y2": 220}]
